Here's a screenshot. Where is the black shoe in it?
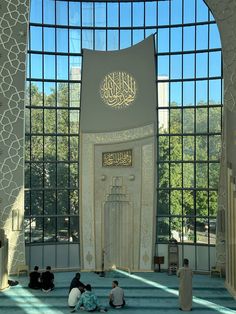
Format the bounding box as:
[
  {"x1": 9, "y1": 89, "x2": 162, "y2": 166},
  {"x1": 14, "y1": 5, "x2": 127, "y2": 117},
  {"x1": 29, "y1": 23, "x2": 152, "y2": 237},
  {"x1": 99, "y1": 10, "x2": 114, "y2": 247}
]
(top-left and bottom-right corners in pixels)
[{"x1": 179, "y1": 308, "x2": 183, "y2": 311}]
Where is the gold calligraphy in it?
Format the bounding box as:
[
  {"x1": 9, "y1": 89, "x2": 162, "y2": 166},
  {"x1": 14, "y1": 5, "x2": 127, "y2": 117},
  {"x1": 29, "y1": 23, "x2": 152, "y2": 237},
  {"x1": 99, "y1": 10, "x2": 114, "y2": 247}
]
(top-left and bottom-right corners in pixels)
[
  {"x1": 102, "y1": 149, "x2": 132, "y2": 167},
  {"x1": 100, "y1": 71, "x2": 137, "y2": 109}
]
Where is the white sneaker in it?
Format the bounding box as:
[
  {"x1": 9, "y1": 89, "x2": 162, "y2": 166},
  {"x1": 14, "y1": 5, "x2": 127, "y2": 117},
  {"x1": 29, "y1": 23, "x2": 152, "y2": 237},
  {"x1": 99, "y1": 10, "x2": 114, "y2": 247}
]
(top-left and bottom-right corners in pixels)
[{"x1": 115, "y1": 306, "x2": 122, "y2": 309}]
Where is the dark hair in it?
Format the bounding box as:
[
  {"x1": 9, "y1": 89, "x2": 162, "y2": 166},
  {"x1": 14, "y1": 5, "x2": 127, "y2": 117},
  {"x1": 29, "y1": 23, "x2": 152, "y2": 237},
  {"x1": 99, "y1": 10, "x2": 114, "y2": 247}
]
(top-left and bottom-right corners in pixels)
[
  {"x1": 183, "y1": 258, "x2": 189, "y2": 266},
  {"x1": 75, "y1": 272, "x2": 81, "y2": 279},
  {"x1": 46, "y1": 266, "x2": 51, "y2": 270},
  {"x1": 34, "y1": 266, "x2": 39, "y2": 271},
  {"x1": 85, "y1": 284, "x2": 92, "y2": 291},
  {"x1": 113, "y1": 280, "x2": 119, "y2": 286}
]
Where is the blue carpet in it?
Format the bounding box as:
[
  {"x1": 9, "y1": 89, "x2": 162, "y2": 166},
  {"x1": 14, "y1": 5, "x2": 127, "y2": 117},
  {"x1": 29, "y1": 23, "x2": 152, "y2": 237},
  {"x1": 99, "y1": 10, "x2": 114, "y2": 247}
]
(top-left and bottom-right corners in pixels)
[{"x1": 0, "y1": 271, "x2": 235, "y2": 314}]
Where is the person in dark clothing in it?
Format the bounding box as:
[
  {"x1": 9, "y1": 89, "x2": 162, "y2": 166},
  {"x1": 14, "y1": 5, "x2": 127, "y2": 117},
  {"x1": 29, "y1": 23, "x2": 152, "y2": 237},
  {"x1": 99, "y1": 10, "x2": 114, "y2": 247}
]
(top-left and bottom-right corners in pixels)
[
  {"x1": 41, "y1": 266, "x2": 54, "y2": 292},
  {"x1": 69, "y1": 272, "x2": 85, "y2": 293},
  {"x1": 28, "y1": 265, "x2": 41, "y2": 289}
]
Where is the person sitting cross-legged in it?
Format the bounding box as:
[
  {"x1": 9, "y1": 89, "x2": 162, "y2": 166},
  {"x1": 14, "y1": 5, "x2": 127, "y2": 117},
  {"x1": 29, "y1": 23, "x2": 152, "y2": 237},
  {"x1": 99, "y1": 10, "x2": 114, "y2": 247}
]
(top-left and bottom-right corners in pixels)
[
  {"x1": 109, "y1": 280, "x2": 125, "y2": 309},
  {"x1": 41, "y1": 266, "x2": 55, "y2": 292},
  {"x1": 28, "y1": 265, "x2": 41, "y2": 289},
  {"x1": 71, "y1": 284, "x2": 107, "y2": 313}
]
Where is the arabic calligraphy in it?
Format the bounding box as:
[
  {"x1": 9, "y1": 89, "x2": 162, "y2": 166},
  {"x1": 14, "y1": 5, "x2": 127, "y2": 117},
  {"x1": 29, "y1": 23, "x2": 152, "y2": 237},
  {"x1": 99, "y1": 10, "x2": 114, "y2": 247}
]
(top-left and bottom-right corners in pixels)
[
  {"x1": 100, "y1": 72, "x2": 137, "y2": 109},
  {"x1": 102, "y1": 149, "x2": 132, "y2": 167}
]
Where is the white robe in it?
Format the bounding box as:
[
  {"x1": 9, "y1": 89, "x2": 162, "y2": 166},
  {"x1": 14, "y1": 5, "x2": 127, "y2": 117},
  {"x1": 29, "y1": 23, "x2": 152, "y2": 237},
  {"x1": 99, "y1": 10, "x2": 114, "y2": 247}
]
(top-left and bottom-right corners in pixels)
[{"x1": 177, "y1": 266, "x2": 193, "y2": 311}]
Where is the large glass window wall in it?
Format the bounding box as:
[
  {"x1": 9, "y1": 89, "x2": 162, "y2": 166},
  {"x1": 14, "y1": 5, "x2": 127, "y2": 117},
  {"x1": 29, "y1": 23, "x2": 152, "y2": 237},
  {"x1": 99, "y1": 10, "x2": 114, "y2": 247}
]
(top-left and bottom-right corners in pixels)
[{"x1": 26, "y1": 0, "x2": 222, "y2": 257}]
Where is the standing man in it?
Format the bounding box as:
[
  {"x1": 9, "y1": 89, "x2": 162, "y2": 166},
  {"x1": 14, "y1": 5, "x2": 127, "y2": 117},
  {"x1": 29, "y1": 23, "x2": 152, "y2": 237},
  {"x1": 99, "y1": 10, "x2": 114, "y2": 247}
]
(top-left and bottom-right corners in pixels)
[
  {"x1": 109, "y1": 280, "x2": 125, "y2": 309},
  {"x1": 177, "y1": 258, "x2": 193, "y2": 311}
]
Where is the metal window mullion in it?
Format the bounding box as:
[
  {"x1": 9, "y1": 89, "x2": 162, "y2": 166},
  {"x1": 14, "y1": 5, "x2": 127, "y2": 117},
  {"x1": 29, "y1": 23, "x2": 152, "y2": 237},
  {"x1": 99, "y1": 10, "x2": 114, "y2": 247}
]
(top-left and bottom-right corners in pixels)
[
  {"x1": 181, "y1": 0, "x2": 184, "y2": 245},
  {"x1": 55, "y1": 1, "x2": 58, "y2": 244},
  {"x1": 168, "y1": 0, "x2": 171, "y2": 241}
]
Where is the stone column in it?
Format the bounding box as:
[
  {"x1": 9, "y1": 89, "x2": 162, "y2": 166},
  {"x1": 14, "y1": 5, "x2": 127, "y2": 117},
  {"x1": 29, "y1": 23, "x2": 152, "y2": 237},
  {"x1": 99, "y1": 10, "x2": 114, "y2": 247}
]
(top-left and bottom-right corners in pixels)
[{"x1": 0, "y1": 0, "x2": 30, "y2": 273}]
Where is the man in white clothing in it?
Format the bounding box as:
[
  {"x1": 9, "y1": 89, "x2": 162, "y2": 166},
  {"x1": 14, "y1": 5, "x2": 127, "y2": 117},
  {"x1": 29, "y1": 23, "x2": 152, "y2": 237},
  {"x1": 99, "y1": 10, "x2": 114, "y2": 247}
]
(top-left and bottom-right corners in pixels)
[
  {"x1": 68, "y1": 287, "x2": 81, "y2": 309},
  {"x1": 109, "y1": 280, "x2": 125, "y2": 309},
  {"x1": 177, "y1": 258, "x2": 193, "y2": 311}
]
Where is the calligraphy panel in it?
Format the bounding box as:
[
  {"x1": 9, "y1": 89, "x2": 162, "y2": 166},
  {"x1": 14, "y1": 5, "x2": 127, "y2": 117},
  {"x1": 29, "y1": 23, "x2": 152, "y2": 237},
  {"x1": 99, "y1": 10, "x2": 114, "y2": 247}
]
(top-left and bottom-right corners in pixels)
[{"x1": 102, "y1": 149, "x2": 132, "y2": 167}]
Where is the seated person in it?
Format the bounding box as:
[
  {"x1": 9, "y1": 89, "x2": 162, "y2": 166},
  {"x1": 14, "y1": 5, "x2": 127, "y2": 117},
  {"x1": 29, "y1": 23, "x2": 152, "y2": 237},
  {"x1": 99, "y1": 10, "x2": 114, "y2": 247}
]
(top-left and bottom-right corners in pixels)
[
  {"x1": 109, "y1": 280, "x2": 125, "y2": 309},
  {"x1": 69, "y1": 272, "x2": 85, "y2": 293},
  {"x1": 71, "y1": 284, "x2": 107, "y2": 313},
  {"x1": 28, "y1": 265, "x2": 41, "y2": 289},
  {"x1": 41, "y1": 266, "x2": 54, "y2": 292},
  {"x1": 68, "y1": 287, "x2": 81, "y2": 309}
]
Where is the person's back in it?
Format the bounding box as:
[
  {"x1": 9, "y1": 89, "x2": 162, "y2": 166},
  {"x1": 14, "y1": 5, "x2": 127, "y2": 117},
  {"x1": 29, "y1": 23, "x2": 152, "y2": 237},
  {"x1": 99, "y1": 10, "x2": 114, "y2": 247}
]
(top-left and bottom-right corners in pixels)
[
  {"x1": 28, "y1": 266, "x2": 41, "y2": 289},
  {"x1": 69, "y1": 272, "x2": 85, "y2": 293},
  {"x1": 177, "y1": 258, "x2": 193, "y2": 311},
  {"x1": 109, "y1": 281, "x2": 125, "y2": 308},
  {"x1": 41, "y1": 266, "x2": 54, "y2": 292},
  {"x1": 68, "y1": 287, "x2": 81, "y2": 308}
]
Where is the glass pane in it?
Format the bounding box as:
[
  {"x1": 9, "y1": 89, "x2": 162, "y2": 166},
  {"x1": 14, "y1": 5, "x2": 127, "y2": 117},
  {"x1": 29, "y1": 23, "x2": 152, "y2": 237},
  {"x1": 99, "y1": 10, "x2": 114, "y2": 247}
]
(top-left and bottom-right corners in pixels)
[
  {"x1": 170, "y1": 163, "x2": 182, "y2": 188},
  {"x1": 171, "y1": 0, "x2": 182, "y2": 24},
  {"x1": 209, "y1": 191, "x2": 218, "y2": 216},
  {"x1": 57, "y1": 29, "x2": 68, "y2": 53},
  {"x1": 209, "y1": 163, "x2": 220, "y2": 189},
  {"x1": 120, "y1": 30, "x2": 131, "y2": 49},
  {"x1": 70, "y1": 56, "x2": 82, "y2": 80},
  {"x1": 31, "y1": 82, "x2": 43, "y2": 106},
  {"x1": 44, "y1": 82, "x2": 56, "y2": 106},
  {"x1": 70, "y1": 217, "x2": 79, "y2": 242},
  {"x1": 183, "y1": 54, "x2": 194, "y2": 79},
  {"x1": 70, "y1": 83, "x2": 81, "y2": 108},
  {"x1": 133, "y1": 30, "x2": 144, "y2": 45},
  {"x1": 57, "y1": 109, "x2": 69, "y2": 133},
  {"x1": 57, "y1": 163, "x2": 69, "y2": 187},
  {"x1": 69, "y1": 2, "x2": 81, "y2": 26},
  {"x1": 44, "y1": 136, "x2": 56, "y2": 160},
  {"x1": 82, "y1": 2, "x2": 93, "y2": 26},
  {"x1": 170, "y1": 217, "x2": 182, "y2": 242},
  {"x1": 170, "y1": 190, "x2": 182, "y2": 215},
  {"x1": 196, "y1": 25, "x2": 208, "y2": 50},
  {"x1": 56, "y1": 1, "x2": 68, "y2": 25},
  {"x1": 183, "y1": 81, "x2": 194, "y2": 106},
  {"x1": 170, "y1": 82, "x2": 182, "y2": 106},
  {"x1": 57, "y1": 217, "x2": 69, "y2": 242},
  {"x1": 70, "y1": 190, "x2": 79, "y2": 215},
  {"x1": 44, "y1": 217, "x2": 56, "y2": 242},
  {"x1": 196, "y1": 136, "x2": 208, "y2": 161},
  {"x1": 107, "y1": 30, "x2": 119, "y2": 51},
  {"x1": 158, "y1": 136, "x2": 169, "y2": 161},
  {"x1": 170, "y1": 109, "x2": 182, "y2": 133},
  {"x1": 197, "y1": 0, "x2": 209, "y2": 22},
  {"x1": 95, "y1": 30, "x2": 106, "y2": 50},
  {"x1": 209, "y1": 79, "x2": 222, "y2": 105},
  {"x1": 209, "y1": 107, "x2": 221, "y2": 133},
  {"x1": 95, "y1": 3, "x2": 106, "y2": 27},
  {"x1": 158, "y1": 163, "x2": 169, "y2": 188},
  {"x1": 158, "y1": 190, "x2": 169, "y2": 215},
  {"x1": 44, "y1": 55, "x2": 55, "y2": 79},
  {"x1": 158, "y1": 28, "x2": 169, "y2": 53},
  {"x1": 107, "y1": 3, "x2": 118, "y2": 27},
  {"x1": 133, "y1": 2, "x2": 144, "y2": 27},
  {"x1": 44, "y1": 109, "x2": 56, "y2": 133},
  {"x1": 31, "y1": 191, "x2": 43, "y2": 215},
  {"x1": 158, "y1": 1, "x2": 169, "y2": 25},
  {"x1": 57, "y1": 56, "x2": 68, "y2": 80},
  {"x1": 158, "y1": 109, "x2": 169, "y2": 132},
  {"x1": 31, "y1": 0, "x2": 42, "y2": 23},
  {"x1": 209, "y1": 24, "x2": 221, "y2": 49},
  {"x1": 183, "y1": 109, "x2": 194, "y2": 133},
  {"x1": 158, "y1": 56, "x2": 169, "y2": 78},
  {"x1": 183, "y1": 0, "x2": 195, "y2": 24},
  {"x1": 31, "y1": 109, "x2": 43, "y2": 133},
  {"x1": 82, "y1": 30, "x2": 93, "y2": 49},
  {"x1": 196, "y1": 163, "x2": 208, "y2": 188},
  {"x1": 70, "y1": 163, "x2": 79, "y2": 188},
  {"x1": 31, "y1": 136, "x2": 43, "y2": 161},
  {"x1": 196, "y1": 53, "x2": 208, "y2": 78},
  {"x1": 196, "y1": 108, "x2": 208, "y2": 133},
  {"x1": 171, "y1": 54, "x2": 182, "y2": 79},
  {"x1": 44, "y1": 28, "x2": 55, "y2": 52},
  {"x1": 183, "y1": 163, "x2": 194, "y2": 188},
  {"x1": 183, "y1": 136, "x2": 194, "y2": 161},
  {"x1": 171, "y1": 28, "x2": 182, "y2": 52},
  {"x1": 31, "y1": 54, "x2": 42, "y2": 79},
  {"x1": 183, "y1": 218, "x2": 195, "y2": 243},
  {"x1": 44, "y1": 191, "x2": 56, "y2": 214},
  {"x1": 209, "y1": 218, "x2": 216, "y2": 244},
  {"x1": 196, "y1": 218, "x2": 208, "y2": 244},
  {"x1": 57, "y1": 190, "x2": 69, "y2": 215},
  {"x1": 196, "y1": 80, "x2": 208, "y2": 105},
  {"x1": 145, "y1": 1, "x2": 157, "y2": 26},
  {"x1": 209, "y1": 135, "x2": 221, "y2": 161},
  {"x1": 157, "y1": 217, "x2": 169, "y2": 243},
  {"x1": 70, "y1": 137, "x2": 79, "y2": 161},
  {"x1": 30, "y1": 26, "x2": 42, "y2": 51},
  {"x1": 183, "y1": 26, "x2": 195, "y2": 51},
  {"x1": 170, "y1": 136, "x2": 182, "y2": 161},
  {"x1": 44, "y1": 0, "x2": 55, "y2": 24},
  {"x1": 44, "y1": 163, "x2": 56, "y2": 187},
  {"x1": 183, "y1": 190, "x2": 194, "y2": 215},
  {"x1": 57, "y1": 136, "x2": 69, "y2": 161},
  {"x1": 70, "y1": 111, "x2": 80, "y2": 134},
  {"x1": 57, "y1": 83, "x2": 68, "y2": 107},
  {"x1": 209, "y1": 52, "x2": 221, "y2": 77},
  {"x1": 120, "y1": 3, "x2": 131, "y2": 27},
  {"x1": 31, "y1": 218, "x2": 43, "y2": 243},
  {"x1": 196, "y1": 191, "x2": 208, "y2": 216}
]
